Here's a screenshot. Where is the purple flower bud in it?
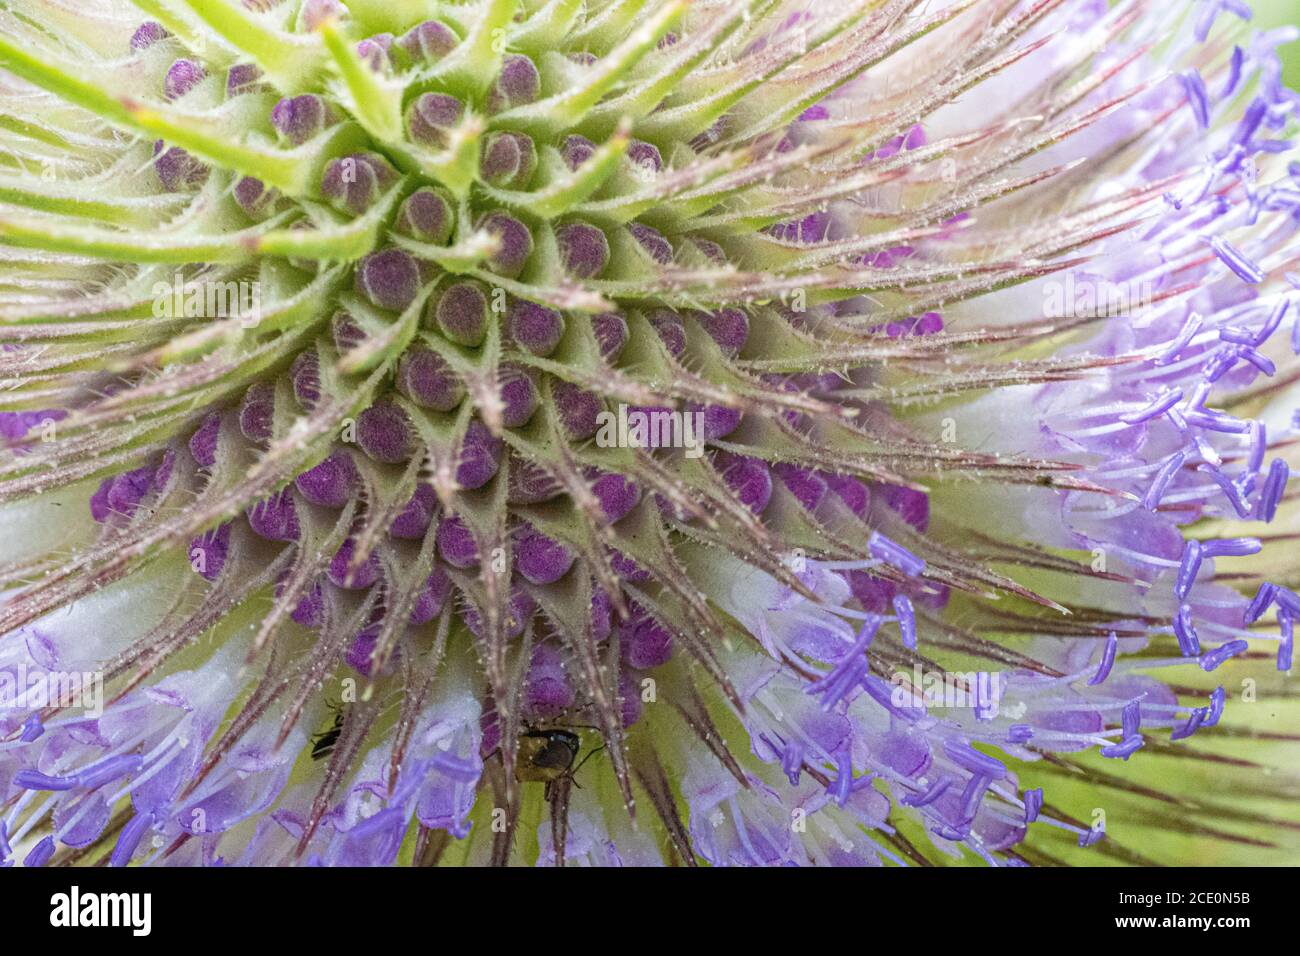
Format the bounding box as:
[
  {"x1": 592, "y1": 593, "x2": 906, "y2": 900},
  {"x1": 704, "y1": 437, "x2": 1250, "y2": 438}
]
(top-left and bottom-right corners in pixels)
[
  {"x1": 405, "y1": 93, "x2": 464, "y2": 149},
  {"x1": 591, "y1": 312, "x2": 628, "y2": 361},
  {"x1": 499, "y1": 364, "x2": 540, "y2": 428},
  {"x1": 486, "y1": 54, "x2": 540, "y2": 114},
  {"x1": 552, "y1": 380, "x2": 603, "y2": 440},
  {"x1": 152, "y1": 141, "x2": 207, "y2": 191},
  {"x1": 479, "y1": 131, "x2": 537, "y2": 189},
  {"x1": 430, "y1": 280, "x2": 489, "y2": 347},
  {"x1": 271, "y1": 95, "x2": 335, "y2": 146},
  {"x1": 408, "y1": 566, "x2": 453, "y2": 625},
  {"x1": 825, "y1": 473, "x2": 870, "y2": 518},
  {"x1": 561, "y1": 135, "x2": 597, "y2": 170},
  {"x1": 477, "y1": 211, "x2": 534, "y2": 279},
  {"x1": 437, "y1": 515, "x2": 479, "y2": 567},
  {"x1": 355, "y1": 33, "x2": 394, "y2": 71},
  {"x1": 396, "y1": 346, "x2": 465, "y2": 411},
  {"x1": 620, "y1": 611, "x2": 674, "y2": 669},
  {"x1": 694, "y1": 307, "x2": 749, "y2": 356},
  {"x1": 627, "y1": 139, "x2": 663, "y2": 173},
  {"x1": 456, "y1": 420, "x2": 502, "y2": 489},
  {"x1": 589, "y1": 469, "x2": 641, "y2": 523},
  {"x1": 508, "y1": 456, "x2": 563, "y2": 504},
  {"x1": 290, "y1": 350, "x2": 321, "y2": 408},
  {"x1": 226, "y1": 63, "x2": 263, "y2": 97},
  {"x1": 357, "y1": 401, "x2": 416, "y2": 463},
  {"x1": 389, "y1": 484, "x2": 438, "y2": 540},
  {"x1": 233, "y1": 176, "x2": 279, "y2": 220},
  {"x1": 130, "y1": 21, "x2": 168, "y2": 52},
  {"x1": 773, "y1": 463, "x2": 827, "y2": 512},
  {"x1": 354, "y1": 248, "x2": 423, "y2": 312},
  {"x1": 508, "y1": 299, "x2": 565, "y2": 356},
  {"x1": 523, "y1": 645, "x2": 574, "y2": 720},
  {"x1": 246, "y1": 488, "x2": 300, "y2": 542},
  {"x1": 394, "y1": 187, "x2": 454, "y2": 244},
  {"x1": 295, "y1": 450, "x2": 358, "y2": 508},
  {"x1": 190, "y1": 522, "x2": 232, "y2": 582},
  {"x1": 239, "y1": 381, "x2": 275, "y2": 443},
  {"x1": 398, "y1": 20, "x2": 458, "y2": 63},
  {"x1": 328, "y1": 538, "x2": 381, "y2": 589},
  {"x1": 630, "y1": 223, "x2": 674, "y2": 264},
  {"x1": 647, "y1": 308, "x2": 687, "y2": 358},
  {"x1": 164, "y1": 59, "x2": 206, "y2": 100},
  {"x1": 320, "y1": 152, "x2": 399, "y2": 215},
  {"x1": 720, "y1": 454, "x2": 773, "y2": 513},
  {"x1": 515, "y1": 523, "x2": 575, "y2": 585},
  {"x1": 556, "y1": 222, "x2": 610, "y2": 278},
  {"x1": 189, "y1": 411, "x2": 221, "y2": 468}
]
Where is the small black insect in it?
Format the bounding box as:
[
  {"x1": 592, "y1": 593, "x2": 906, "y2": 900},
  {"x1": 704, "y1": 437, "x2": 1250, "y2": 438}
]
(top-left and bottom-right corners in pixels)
[
  {"x1": 311, "y1": 705, "x2": 346, "y2": 761},
  {"x1": 514, "y1": 726, "x2": 603, "y2": 800}
]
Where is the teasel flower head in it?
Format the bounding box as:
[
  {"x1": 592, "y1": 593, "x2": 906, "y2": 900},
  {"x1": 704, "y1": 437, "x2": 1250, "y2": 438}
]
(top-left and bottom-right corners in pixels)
[{"x1": 0, "y1": 0, "x2": 1297, "y2": 867}]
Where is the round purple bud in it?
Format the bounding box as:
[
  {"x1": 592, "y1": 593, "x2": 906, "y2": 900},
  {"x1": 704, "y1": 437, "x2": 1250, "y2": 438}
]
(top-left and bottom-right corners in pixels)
[
  {"x1": 406, "y1": 92, "x2": 464, "y2": 149},
  {"x1": 551, "y1": 380, "x2": 602, "y2": 440},
  {"x1": 271, "y1": 94, "x2": 334, "y2": 146},
  {"x1": 328, "y1": 538, "x2": 381, "y2": 590},
  {"x1": 356, "y1": 401, "x2": 416, "y2": 464},
  {"x1": 164, "y1": 59, "x2": 206, "y2": 101},
  {"x1": 294, "y1": 450, "x2": 358, "y2": 508},
  {"x1": 408, "y1": 566, "x2": 453, "y2": 625},
  {"x1": 499, "y1": 364, "x2": 540, "y2": 428},
  {"x1": 478, "y1": 211, "x2": 534, "y2": 279},
  {"x1": 389, "y1": 484, "x2": 438, "y2": 540},
  {"x1": 436, "y1": 515, "x2": 479, "y2": 568},
  {"x1": 589, "y1": 469, "x2": 641, "y2": 523},
  {"x1": 620, "y1": 612, "x2": 674, "y2": 669},
  {"x1": 233, "y1": 176, "x2": 279, "y2": 220},
  {"x1": 647, "y1": 308, "x2": 686, "y2": 358},
  {"x1": 320, "y1": 152, "x2": 399, "y2": 216},
  {"x1": 291, "y1": 350, "x2": 321, "y2": 408},
  {"x1": 152, "y1": 141, "x2": 207, "y2": 191},
  {"x1": 394, "y1": 187, "x2": 454, "y2": 245},
  {"x1": 396, "y1": 346, "x2": 465, "y2": 411},
  {"x1": 226, "y1": 63, "x2": 263, "y2": 97},
  {"x1": 561, "y1": 134, "x2": 596, "y2": 170},
  {"x1": 630, "y1": 223, "x2": 674, "y2": 264},
  {"x1": 514, "y1": 523, "x2": 575, "y2": 585},
  {"x1": 479, "y1": 131, "x2": 537, "y2": 189},
  {"x1": 130, "y1": 21, "x2": 168, "y2": 52},
  {"x1": 694, "y1": 307, "x2": 749, "y2": 356},
  {"x1": 354, "y1": 248, "x2": 423, "y2": 312},
  {"x1": 556, "y1": 222, "x2": 610, "y2": 279},
  {"x1": 398, "y1": 20, "x2": 458, "y2": 63},
  {"x1": 189, "y1": 411, "x2": 221, "y2": 468},
  {"x1": 486, "y1": 54, "x2": 540, "y2": 114},
  {"x1": 720, "y1": 454, "x2": 772, "y2": 514},
  {"x1": 456, "y1": 420, "x2": 502, "y2": 490},
  {"x1": 627, "y1": 139, "x2": 663, "y2": 174},
  {"x1": 590, "y1": 312, "x2": 628, "y2": 362},
  {"x1": 246, "y1": 488, "x2": 300, "y2": 542},
  {"x1": 523, "y1": 644, "x2": 575, "y2": 720},
  {"x1": 239, "y1": 381, "x2": 274, "y2": 443},
  {"x1": 430, "y1": 280, "x2": 489, "y2": 347},
  {"x1": 508, "y1": 299, "x2": 565, "y2": 356},
  {"x1": 355, "y1": 33, "x2": 394, "y2": 71}
]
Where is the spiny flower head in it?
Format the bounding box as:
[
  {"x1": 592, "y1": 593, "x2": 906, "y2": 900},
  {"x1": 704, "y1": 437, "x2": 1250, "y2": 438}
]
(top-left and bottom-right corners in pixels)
[{"x1": 0, "y1": 0, "x2": 1297, "y2": 866}]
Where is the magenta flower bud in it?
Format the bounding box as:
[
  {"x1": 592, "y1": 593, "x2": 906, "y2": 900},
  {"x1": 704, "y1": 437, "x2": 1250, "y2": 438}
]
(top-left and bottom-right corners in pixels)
[
  {"x1": 152, "y1": 141, "x2": 207, "y2": 191},
  {"x1": 270, "y1": 94, "x2": 335, "y2": 146},
  {"x1": 396, "y1": 346, "x2": 465, "y2": 411},
  {"x1": 389, "y1": 484, "x2": 438, "y2": 540},
  {"x1": 694, "y1": 307, "x2": 749, "y2": 356},
  {"x1": 589, "y1": 469, "x2": 641, "y2": 523},
  {"x1": 398, "y1": 20, "x2": 458, "y2": 63},
  {"x1": 556, "y1": 222, "x2": 610, "y2": 279},
  {"x1": 226, "y1": 63, "x2": 263, "y2": 97},
  {"x1": 190, "y1": 522, "x2": 232, "y2": 582},
  {"x1": 508, "y1": 299, "x2": 565, "y2": 357},
  {"x1": 129, "y1": 21, "x2": 168, "y2": 52},
  {"x1": 773, "y1": 463, "x2": 827, "y2": 512},
  {"x1": 590, "y1": 312, "x2": 628, "y2": 362},
  {"x1": 515, "y1": 523, "x2": 575, "y2": 585},
  {"x1": 405, "y1": 93, "x2": 464, "y2": 149},
  {"x1": 320, "y1": 152, "x2": 399, "y2": 215},
  {"x1": 824, "y1": 473, "x2": 869, "y2": 518},
  {"x1": 485, "y1": 54, "x2": 540, "y2": 114},
  {"x1": 394, "y1": 187, "x2": 454, "y2": 245},
  {"x1": 551, "y1": 380, "x2": 602, "y2": 440},
  {"x1": 294, "y1": 450, "x2": 358, "y2": 508},
  {"x1": 430, "y1": 280, "x2": 489, "y2": 347},
  {"x1": 164, "y1": 59, "x2": 206, "y2": 100},
  {"x1": 354, "y1": 248, "x2": 423, "y2": 313},
  {"x1": 239, "y1": 381, "x2": 275, "y2": 443},
  {"x1": 523, "y1": 644, "x2": 574, "y2": 720},
  {"x1": 463, "y1": 587, "x2": 535, "y2": 640},
  {"x1": 356, "y1": 401, "x2": 416, "y2": 464},
  {"x1": 188, "y1": 411, "x2": 221, "y2": 468},
  {"x1": 246, "y1": 488, "x2": 300, "y2": 542},
  {"x1": 619, "y1": 610, "x2": 674, "y2": 669},
  {"x1": 456, "y1": 420, "x2": 502, "y2": 489},
  {"x1": 630, "y1": 223, "x2": 674, "y2": 264},
  {"x1": 477, "y1": 211, "x2": 534, "y2": 279},
  {"x1": 720, "y1": 454, "x2": 772, "y2": 514},
  {"x1": 499, "y1": 364, "x2": 540, "y2": 428},
  {"x1": 328, "y1": 538, "x2": 381, "y2": 589},
  {"x1": 647, "y1": 309, "x2": 687, "y2": 358},
  {"x1": 408, "y1": 566, "x2": 453, "y2": 625},
  {"x1": 479, "y1": 131, "x2": 537, "y2": 189},
  {"x1": 561, "y1": 134, "x2": 596, "y2": 171},
  {"x1": 233, "y1": 177, "x2": 279, "y2": 220},
  {"x1": 436, "y1": 515, "x2": 478, "y2": 567}
]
